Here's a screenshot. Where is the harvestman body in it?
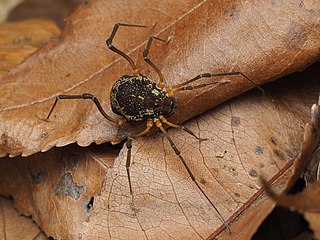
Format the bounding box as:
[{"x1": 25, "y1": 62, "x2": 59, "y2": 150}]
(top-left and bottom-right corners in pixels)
[{"x1": 45, "y1": 23, "x2": 263, "y2": 231}]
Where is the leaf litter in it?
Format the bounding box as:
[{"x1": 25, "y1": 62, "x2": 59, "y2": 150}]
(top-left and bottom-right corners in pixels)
[{"x1": 0, "y1": 0, "x2": 320, "y2": 239}]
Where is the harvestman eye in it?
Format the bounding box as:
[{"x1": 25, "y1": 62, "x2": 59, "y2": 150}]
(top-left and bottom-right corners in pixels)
[{"x1": 43, "y1": 22, "x2": 264, "y2": 233}]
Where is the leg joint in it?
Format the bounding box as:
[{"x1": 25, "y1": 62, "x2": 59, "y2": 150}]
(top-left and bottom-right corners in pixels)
[
  {"x1": 171, "y1": 144, "x2": 180, "y2": 155},
  {"x1": 126, "y1": 137, "x2": 133, "y2": 149},
  {"x1": 200, "y1": 73, "x2": 212, "y2": 78},
  {"x1": 143, "y1": 49, "x2": 149, "y2": 59},
  {"x1": 106, "y1": 38, "x2": 112, "y2": 47},
  {"x1": 81, "y1": 93, "x2": 95, "y2": 99}
]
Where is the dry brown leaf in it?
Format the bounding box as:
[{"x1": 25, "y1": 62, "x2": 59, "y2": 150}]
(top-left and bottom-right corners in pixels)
[
  {"x1": 263, "y1": 180, "x2": 320, "y2": 213},
  {"x1": 0, "y1": 0, "x2": 319, "y2": 157},
  {"x1": 0, "y1": 19, "x2": 61, "y2": 76},
  {"x1": 217, "y1": 168, "x2": 293, "y2": 240},
  {"x1": 0, "y1": 197, "x2": 47, "y2": 240},
  {"x1": 0, "y1": 144, "x2": 116, "y2": 239},
  {"x1": 1, "y1": 0, "x2": 320, "y2": 239},
  {"x1": 7, "y1": 0, "x2": 85, "y2": 28},
  {"x1": 261, "y1": 87, "x2": 320, "y2": 239},
  {"x1": 305, "y1": 212, "x2": 320, "y2": 239},
  {"x1": 262, "y1": 180, "x2": 320, "y2": 239},
  {"x1": 0, "y1": 65, "x2": 319, "y2": 239},
  {"x1": 304, "y1": 147, "x2": 320, "y2": 184}
]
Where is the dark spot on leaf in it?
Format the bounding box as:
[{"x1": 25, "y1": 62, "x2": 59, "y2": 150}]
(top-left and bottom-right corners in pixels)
[
  {"x1": 13, "y1": 38, "x2": 21, "y2": 45},
  {"x1": 224, "y1": 4, "x2": 239, "y2": 17},
  {"x1": 70, "y1": 151, "x2": 80, "y2": 167},
  {"x1": 299, "y1": 1, "x2": 304, "y2": 8},
  {"x1": 286, "y1": 149, "x2": 295, "y2": 159},
  {"x1": 255, "y1": 145, "x2": 264, "y2": 154},
  {"x1": 0, "y1": 133, "x2": 22, "y2": 154},
  {"x1": 231, "y1": 117, "x2": 240, "y2": 126},
  {"x1": 273, "y1": 149, "x2": 285, "y2": 160},
  {"x1": 284, "y1": 22, "x2": 307, "y2": 51},
  {"x1": 55, "y1": 172, "x2": 85, "y2": 200},
  {"x1": 234, "y1": 192, "x2": 240, "y2": 197},
  {"x1": 86, "y1": 197, "x2": 94, "y2": 212},
  {"x1": 27, "y1": 165, "x2": 41, "y2": 184},
  {"x1": 24, "y1": 35, "x2": 32, "y2": 41},
  {"x1": 41, "y1": 132, "x2": 48, "y2": 138},
  {"x1": 1, "y1": 134, "x2": 8, "y2": 146},
  {"x1": 200, "y1": 178, "x2": 206, "y2": 184},
  {"x1": 58, "y1": 155, "x2": 67, "y2": 169},
  {"x1": 249, "y1": 169, "x2": 258, "y2": 178},
  {"x1": 271, "y1": 137, "x2": 277, "y2": 145}
]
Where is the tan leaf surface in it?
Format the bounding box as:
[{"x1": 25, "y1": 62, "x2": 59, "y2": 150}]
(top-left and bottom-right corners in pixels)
[
  {"x1": 0, "y1": 19, "x2": 61, "y2": 75},
  {"x1": 0, "y1": 0, "x2": 319, "y2": 157},
  {"x1": 0, "y1": 197, "x2": 47, "y2": 240},
  {"x1": 217, "y1": 169, "x2": 293, "y2": 240},
  {"x1": 0, "y1": 65, "x2": 319, "y2": 239}
]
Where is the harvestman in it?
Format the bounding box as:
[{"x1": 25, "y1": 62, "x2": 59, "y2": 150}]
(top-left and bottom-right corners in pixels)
[{"x1": 44, "y1": 23, "x2": 264, "y2": 231}]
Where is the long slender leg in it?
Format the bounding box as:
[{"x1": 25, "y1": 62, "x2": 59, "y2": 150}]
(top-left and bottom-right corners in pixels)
[
  {"x1": 125, "y1": 119, "x2": 154, "y2": 210},
  {"x1": 154, "y1": 119, "x2": 230, "y2": 232},
  {"x1": 46, "y1": 93, "x2": 124, "y2": 125},
  {"x1": 106, "y1": 23, "x2": 154, "y2": 76},
  {"x1": 160, "y1": 116, "x2": 207, "y2": 141},
  {"x1": 143, "y1": 34, "x2": 173, "y2": 87},
  {"x1": 173, "y1": 80, "x2": 229, "y2": 94},
  {"x1": 126, "y1": 136, "x2": 135, "y2": 209},
  {"x1": 172, "y1": 72, "x2": 264, "y2": 95}
]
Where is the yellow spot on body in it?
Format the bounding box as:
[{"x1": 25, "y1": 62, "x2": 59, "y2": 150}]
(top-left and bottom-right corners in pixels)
[{"x1": 152, "y1": 89, "x2": 160, "y2": 95}]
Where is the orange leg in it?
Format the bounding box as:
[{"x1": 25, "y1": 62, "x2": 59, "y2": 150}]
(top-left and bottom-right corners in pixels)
[{"x1": 160, "y1": 116, "x2": 208, "y2": 141}]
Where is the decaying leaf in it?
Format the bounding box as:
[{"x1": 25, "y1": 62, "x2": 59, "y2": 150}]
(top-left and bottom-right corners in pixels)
[
  {"x1": 0, "y1": 18, "x2": 61, "y2": 76},
  {"x1": 0, "y1": 0, "x2": 319, "y2": 157},
  {"x1": 0, "y1": 143, "x2": 116, "y2": 239},
  {"x1": 261, "y1": 88, "x2": 320, "y2": 239},
  {"x1": 304, "y1": 146, "x2": 320, "y2": 184},
  {"x1": 0, "y1": 66, "x2": 319, "y2": 239},
  {"x1": 0, "y1": 197, "x2": 47, "y2": 240},
  {"x1": 217, "y1": 172, "x2": 292, "y2": 240},
  {"x1": 263, "y1": 180, "x2": 320, "y2": 213},
  {"x1": 1, "y1": 0, "x2": 320, "y2": 239},
  {"x1": 305, "y1": 213, "x2": 320, "y2": 239}
]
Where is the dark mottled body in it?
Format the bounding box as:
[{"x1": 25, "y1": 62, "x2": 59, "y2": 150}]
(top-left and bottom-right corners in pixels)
[{"x1": 110, "y1": 75, "x2": 175, "y2": 122}]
